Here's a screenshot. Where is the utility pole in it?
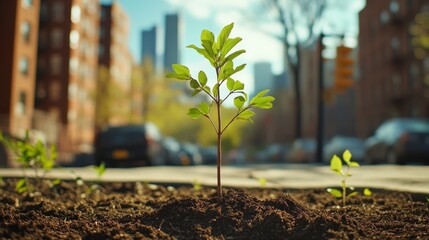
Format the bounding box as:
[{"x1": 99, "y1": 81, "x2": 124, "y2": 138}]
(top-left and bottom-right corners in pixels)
[
  {"x1": 316, "y1": 32, "x2": 349, "y2": 163},
  {"x1": 316, "y1": 33, "x2": 325, "y2": 163}
]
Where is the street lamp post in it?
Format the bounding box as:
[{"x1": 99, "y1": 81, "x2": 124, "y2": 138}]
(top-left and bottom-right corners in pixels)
[{"x1": 316, "y1": 32, "x2": 346, "y2": 163}]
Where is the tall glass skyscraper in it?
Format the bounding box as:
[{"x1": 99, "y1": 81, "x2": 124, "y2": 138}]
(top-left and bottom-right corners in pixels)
[
  {"x1": 141, "y1": 26, "x2": 157, "y2": 67},
  {"x1": 163, "y1": 13, "x2": 180, "y2": 72}
]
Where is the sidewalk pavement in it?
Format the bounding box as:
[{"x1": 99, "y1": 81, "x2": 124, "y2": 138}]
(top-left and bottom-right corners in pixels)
[{"x1": 0, "y1": 164, "x2": 428, "y2": 194}]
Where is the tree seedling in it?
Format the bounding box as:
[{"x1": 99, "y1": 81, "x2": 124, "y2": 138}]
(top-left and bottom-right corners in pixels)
[
  {"x1": 0, "y1": 131, "x2": 56, "y2": 193},
  {"x1": 327, "y1": 149, "x2": 362, "y2": 207},
  {"x1": 94, "y1": 162, "x2": 106, "y2": 179},
  {"x1": 167, "y1": 23, "x2": 275, "y2": 201}
]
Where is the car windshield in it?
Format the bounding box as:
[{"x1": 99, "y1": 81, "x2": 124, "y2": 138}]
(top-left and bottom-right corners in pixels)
[
  {"x1": 399, "y1": 119, "x2": 429, "y2": 132},
  {"x1": 98, "y1": 127, "x2": 146, "y2": 147}
]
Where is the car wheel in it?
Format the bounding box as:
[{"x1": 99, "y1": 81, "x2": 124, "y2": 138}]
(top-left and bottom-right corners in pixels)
[{"x1": 386, "y1": 149, "x2": 397, "y2": 165}]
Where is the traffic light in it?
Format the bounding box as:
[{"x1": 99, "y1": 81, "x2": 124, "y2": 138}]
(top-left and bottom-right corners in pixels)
[{"x1": 334, "y1": 45, "x2": 354, "y2": 93}]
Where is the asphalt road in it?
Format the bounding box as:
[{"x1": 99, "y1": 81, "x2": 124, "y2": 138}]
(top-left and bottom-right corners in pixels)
[{"x1": 0, "y1": 164, "x2": 428, "y2": 194}]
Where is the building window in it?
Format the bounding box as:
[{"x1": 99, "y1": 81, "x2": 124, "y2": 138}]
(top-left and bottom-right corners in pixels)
[
  {"x1": 50, "y1": 54, "x2": 62, "y2": 75},
  {"x1": 15, "y1": 92, "x2": 27, "y2": 116},
  {"x1": 21, "y1": 0, "x2": 32, "y2": 8},
  {"x1": 51, "y1": 28, "x2": 63, "y2": 49},
  {"x1": 70, "y1": 30, "x2": 79, "y2": 49},
  {"x1": 40, "y1": 2, "x2": 48, "y2": 22},
  {"x1": 19, "y1": 57, "x2": 29, "y2": 75},
  {"x1": 68, "y1": 83, "x2": 78, "y2": 98},
  {"x1": 69, "y1": 57, "x2": 79, "y2": 75},
  {"x1": 390, "y1": 0, "x2": 400, "y2": 14},
  {"x1": 52, "y1": 2, "x2": 64, "y2": 22},
  {"x1": 50, "y1": 81, "x2": 61, "y2": 101},
  {"x1": 21, "y1": 21, "x2": 31, "y2": 42},
  {"x1": 380, "y1": 11, "x2": 390, "y2": 24},
  {"x1": 71, "y1": 5, "x2": 81, "y2": 23}
]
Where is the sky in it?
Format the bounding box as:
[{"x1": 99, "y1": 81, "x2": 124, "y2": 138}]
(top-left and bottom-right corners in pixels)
[{"x1": 104, "y1": 0, "x2": 366, "y2": 93}]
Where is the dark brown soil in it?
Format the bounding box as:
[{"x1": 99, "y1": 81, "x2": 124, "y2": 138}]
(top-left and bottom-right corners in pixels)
[{"x1": 0, "y1": 178, "x2": 428, "y2": 239}]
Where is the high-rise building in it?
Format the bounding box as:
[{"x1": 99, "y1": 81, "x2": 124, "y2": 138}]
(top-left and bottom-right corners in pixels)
[
  {"x1": 253, "y1": 62, "x2": 273, "y2": 97},
  {"x1": 356, "y1": 0, "x2": 429, "y2": 137},
  {"x1": 164, "y1": 13, "x2": 180, "y2": 72},
  {"x1": 141, "y1": 26, "x2": 157, "y2": 67},
  {"x1": 0, "y1": 0, "x2": 40, "y2": 138},
  {"x1": 36, "y1": 0, "x2": 100, "y2": 152},
  {"x1": 97, "y1": 2, "x2": 132, "y2": 127}
]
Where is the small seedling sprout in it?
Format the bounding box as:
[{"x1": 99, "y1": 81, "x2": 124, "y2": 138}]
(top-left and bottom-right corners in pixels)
[
  {"x1": 167, "y1": 23, "x2": 275, "y2": 201},
  {"x1": 0, "y1": 131, "x2": 56, "y2": 193},
  {"x1": 94, "y1": 162, "x2": 106, "y2": 179},
  {"x1": 327, "y1": 149, "x2": 360, "y2": 207}
]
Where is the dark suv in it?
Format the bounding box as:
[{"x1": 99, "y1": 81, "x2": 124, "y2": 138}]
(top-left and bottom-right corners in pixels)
[{"x1": 94, "y1": 123, "x2": 164, "y2": 167}]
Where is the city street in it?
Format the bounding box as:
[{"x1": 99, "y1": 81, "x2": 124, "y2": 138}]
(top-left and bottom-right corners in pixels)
[{"x1": 0, "y1": 164, "x2": 428, "y2": 194}]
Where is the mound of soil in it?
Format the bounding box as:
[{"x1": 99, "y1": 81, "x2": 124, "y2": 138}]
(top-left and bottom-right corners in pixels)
[{"x1": 0, "y1": 178, "x2": 428, "y2": 239}]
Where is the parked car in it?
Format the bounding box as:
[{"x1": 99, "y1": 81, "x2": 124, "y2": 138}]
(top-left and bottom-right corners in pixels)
[
  {"x1": 323, "y1": 136, "x2": 365, "y2": 163},
  {"x1": 255, "y1": 144, "x2": 290, "y2": 163},
  {"x1": 160, "y1": 137, "x2": 182, "y2": 166},
  {"x1": 288, "y1": 138, "x2": 317, "y2": 163},
  {"x1": 94, "y1": 123, "x2": 164, "y2": 167},
  {"x1": 199, "y1": 146, "x2": 217, "y2": 165},
  {"x1": 364, "y1": 118, "x2": 429, "y2": 165},
  {"x1": 178, "y1": 142, "x2": 203, "y2": 166}
]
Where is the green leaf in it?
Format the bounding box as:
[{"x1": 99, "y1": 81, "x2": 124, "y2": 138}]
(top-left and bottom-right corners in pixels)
[
  {"x1": 253, "y1": 101, "x2": 273, "y2": 109},
  {"x1": 16, "y1": 179, "x2": 27, "y2": 193},
  {"x1": 234, "y1": 96, "x2": 245, "y2": 109},
  {"x1": 233, "y1": 63, "x2": 246, "y2": 75},
  {"x1": 202, "y1": 40, "x2": 215, "y2": 58},
  {"x1": 221, "y1": 37, "x2": 242, "y2": 59},
  {"x1": 187, "y1": 108, "x2": 203, "y2": 119},
  {"x1": 166, "y1": 72, "x2": 188, "y2": 80},
  {"x1": 189, "y1": 79, "x2": 199, "y2": 89},
  {"x1": 250, "y1": 89, "x2": 270, "y2": 104},
  {"x1": 227, "y1": 78, "x2": 235, "y2": 91},
  {"x1": 198, "y1": 71, "x2": 208, "y2": 86},
  {"x1": 217, "y1": 22, "x2": 234, "y2": 50},
  {"x1": 223, "y1": 49, "x2": 246, "y2": 64},
  {"x1": 219, "y1": 61, "x2": 234, "y2": 80},
  {"x1": 172, "y1": 64, "x2": 190, "y2": 76},
  {"x1": 212, "y1": 83, "x2": 219, "y2": 97},
  {"x1": 192, "y1": 89, "x2": 202, "y2": 96},
  {"x1": 187, "y1": 44, "x2": 214, "y2": 66},
  {"x1": 347, "y1": 191, "x2": 359, "y2": 198},
  {"x1": 330, "y1": 155, "x2": 342, "y2": 174},
  {"x1": 343, "y1": 149, "x2": 352, "y2": 164},
  {"x1": 201, "y1": 29, "x2": 215, "y2": 43},
  {"x1": 202, "y1": 86, "x2": 211, "y2": 94},
  {"x1": 198, "y1": 102, "x2": 210, "y2": 115},
  {"x1": 349, "y1": 161, "x2": 360, "y2": 167},
  {"x1": 233, "y1": 80, "x2": 245, "y2": 91},
  {"x1": 327, "y1": 188, "x2": 342, "y2": 198},
  {"x1": 363, "y1": 188, "x2": 372, "y2": 196},
  {"x1": 237, "y1": 109, "x2": 255, "y2": 123}
]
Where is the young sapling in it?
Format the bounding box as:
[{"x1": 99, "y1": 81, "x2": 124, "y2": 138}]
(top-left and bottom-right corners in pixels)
[
  {"x1": 327, "y1": 149, "x2": 360, "y2": 207},
  {"x1": 0, "y1": 131, "x2": 56, "y2": 193},
  {"x1": 167, "y1": 23, "x2": 275, "y2": 200}
]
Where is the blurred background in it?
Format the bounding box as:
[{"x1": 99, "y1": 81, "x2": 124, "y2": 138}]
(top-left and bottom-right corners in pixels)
[{"x1": 1, "y1": 0, "x2": 429, "y2": 168}]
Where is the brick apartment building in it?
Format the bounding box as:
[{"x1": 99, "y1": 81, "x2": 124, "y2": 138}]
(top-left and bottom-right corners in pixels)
[
  {"x1": 97, "y1": 2, "x2": 132, "y2": 127},
  {"x1": 0, "y1": 0, "x2": 40, "y2": 138},
  {"x1": 356, "y1": 0, "x2": 429, "y2": 137},
  {"x1": 35, "y1": 0, "x2": 100, "y2": 153}
]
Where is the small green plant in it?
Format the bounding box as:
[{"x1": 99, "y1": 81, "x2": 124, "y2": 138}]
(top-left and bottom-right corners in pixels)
[
  {"x1": 192, "y1": 179, "x2": 202, "y2": 191},
  {"x1": 327, "y1": 149, "x2": 361, "y2": 207},
  {"x1": 167, "y1": 23, "x2": 275, "y2": 200},
  {"x1": 258, "y1": 178, "x2": 267, "y2": 188},
  {"x1": 94, "y1": 162, "x2": 106, "y2": 178},
  {"x1": 0, "y1": 131, "x2": 56, "y2": 193}
]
